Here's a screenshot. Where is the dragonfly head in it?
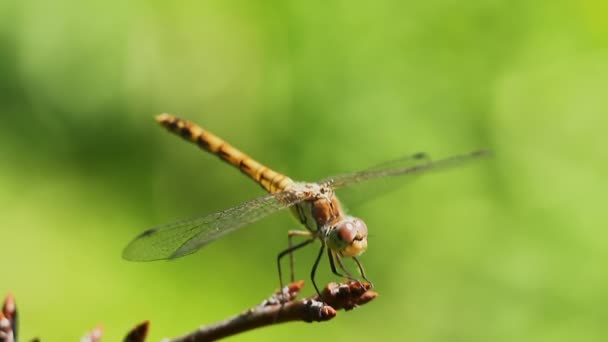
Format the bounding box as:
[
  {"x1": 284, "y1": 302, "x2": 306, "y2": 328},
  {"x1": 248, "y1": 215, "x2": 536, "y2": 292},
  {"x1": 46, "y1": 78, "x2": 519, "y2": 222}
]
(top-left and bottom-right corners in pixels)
[{"x1": 328, "y1": 217, "x2": 368, "y2": 257}]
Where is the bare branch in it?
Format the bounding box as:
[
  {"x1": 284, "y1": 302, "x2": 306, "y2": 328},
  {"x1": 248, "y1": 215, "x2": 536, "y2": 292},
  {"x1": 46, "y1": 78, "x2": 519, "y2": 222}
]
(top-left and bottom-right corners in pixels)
[{"x1": 165, "y1": 281, "x2": 377, "y2": 342}]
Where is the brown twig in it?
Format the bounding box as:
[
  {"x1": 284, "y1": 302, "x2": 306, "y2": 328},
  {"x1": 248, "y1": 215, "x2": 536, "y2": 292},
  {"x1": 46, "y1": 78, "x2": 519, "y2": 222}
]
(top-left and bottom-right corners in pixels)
[{"x1": 165, "y1": 281, "x2": 377, "y2": 342}]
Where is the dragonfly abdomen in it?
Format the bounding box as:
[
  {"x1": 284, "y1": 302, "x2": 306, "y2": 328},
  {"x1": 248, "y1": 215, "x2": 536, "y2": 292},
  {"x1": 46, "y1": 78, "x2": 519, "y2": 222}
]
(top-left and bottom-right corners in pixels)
[{"x1": 156, "y1": 114, "x2": 293, "y2": 193}]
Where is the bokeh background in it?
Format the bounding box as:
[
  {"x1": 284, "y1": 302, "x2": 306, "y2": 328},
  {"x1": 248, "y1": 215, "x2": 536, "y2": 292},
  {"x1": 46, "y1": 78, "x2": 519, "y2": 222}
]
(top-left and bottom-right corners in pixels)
[{"x1": 1, "y1": 0, "x2": 607, "y2": 341}]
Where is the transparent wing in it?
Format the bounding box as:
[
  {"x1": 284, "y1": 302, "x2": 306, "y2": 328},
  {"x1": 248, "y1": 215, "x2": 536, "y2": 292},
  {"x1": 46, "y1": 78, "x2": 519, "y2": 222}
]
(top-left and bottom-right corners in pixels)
[
  {"x1": 320, "y1": 149, "x2": 489, "y2": 190},
  {"x1": 122, "y1": 190, "x2": 307, "y2": 261}
]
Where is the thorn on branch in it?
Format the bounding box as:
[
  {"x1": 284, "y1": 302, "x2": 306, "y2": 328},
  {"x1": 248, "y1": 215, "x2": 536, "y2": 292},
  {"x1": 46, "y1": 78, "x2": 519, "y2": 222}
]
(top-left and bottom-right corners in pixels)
[{"x1": 124, "y1": 321, "x2": 150, "y2": 342}]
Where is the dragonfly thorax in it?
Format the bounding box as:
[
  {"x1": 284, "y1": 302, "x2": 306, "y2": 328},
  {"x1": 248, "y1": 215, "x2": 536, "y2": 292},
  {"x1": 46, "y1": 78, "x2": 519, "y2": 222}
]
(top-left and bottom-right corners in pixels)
[
  {"x1": 288, "y1": 182, "x2": 369, "y2": 257},
  {"x1": 287, "y1": 182, "x2": 344, "y2": 230},
  {"x1": 327, "y1": 216, "x2": 368, "y2": 257}
]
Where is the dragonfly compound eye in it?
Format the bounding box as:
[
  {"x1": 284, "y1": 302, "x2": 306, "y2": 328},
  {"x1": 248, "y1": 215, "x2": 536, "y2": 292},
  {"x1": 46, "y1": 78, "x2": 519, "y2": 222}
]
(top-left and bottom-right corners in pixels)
[{"x1": 330, "y1": 217, "x2": 368, "y2": 257}]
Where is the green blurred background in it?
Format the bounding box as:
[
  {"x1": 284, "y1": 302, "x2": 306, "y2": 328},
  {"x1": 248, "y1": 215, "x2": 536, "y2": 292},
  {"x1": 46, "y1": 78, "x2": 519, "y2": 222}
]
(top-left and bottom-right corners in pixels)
[{"x1": 1, "y1": 0, "x2": 607, "y2": 341}]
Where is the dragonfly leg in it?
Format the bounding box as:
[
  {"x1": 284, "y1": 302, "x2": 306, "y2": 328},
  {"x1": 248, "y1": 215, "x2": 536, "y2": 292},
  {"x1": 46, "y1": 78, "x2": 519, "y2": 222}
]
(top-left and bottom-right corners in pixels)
[
  {"x1": 335, "y1": 253, "x2": 366, "y2": 288},
  {"x1": 310, "y1": 242, "x2": 326, "y2": 298},
  {"x1": 327, "y1": 249, "x2": 358, "y2": 282},
  {"x1": 277, "y1": 237, "x2": 315, "y2": 290},
  {"x1": 353, "y1": 256, "x2": 373, "y2": 288},
  {"x1": 287, "y1": 230, "x2": 313, "y2": 282}
]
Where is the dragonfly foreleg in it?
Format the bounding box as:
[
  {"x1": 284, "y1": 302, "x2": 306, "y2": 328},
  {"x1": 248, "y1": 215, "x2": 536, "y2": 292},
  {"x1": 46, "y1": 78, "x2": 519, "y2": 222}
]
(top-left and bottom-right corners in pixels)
[
  {"x1": 335, "y1": 253, "x2": 366, "y2": 288},
  {"x1": 328, "y1": 249, "x2": 358, "y2": 282},
  {"x1": 353, "y1": 256, "x2": 373, "y2": 288},
  {"x1": 277, "y1": 233, "x2": 314, "y2": 290}
]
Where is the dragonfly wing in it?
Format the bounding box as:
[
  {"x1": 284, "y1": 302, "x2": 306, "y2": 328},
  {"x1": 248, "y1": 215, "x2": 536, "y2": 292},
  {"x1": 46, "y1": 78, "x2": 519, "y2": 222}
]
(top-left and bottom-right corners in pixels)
[
  {"x1": 123, "y1": 190, "x2": 306, "y2": 261},
  {"x1": 321, "y1": 149, "x2": 489, "y2": 190}
]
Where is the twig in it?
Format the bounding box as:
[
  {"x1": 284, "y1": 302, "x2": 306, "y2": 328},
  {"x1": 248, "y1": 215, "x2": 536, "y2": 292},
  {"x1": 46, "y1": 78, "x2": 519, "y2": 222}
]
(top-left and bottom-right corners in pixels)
[{"x1": 165, "y1": 281, "x2": 377, "y2": 342}]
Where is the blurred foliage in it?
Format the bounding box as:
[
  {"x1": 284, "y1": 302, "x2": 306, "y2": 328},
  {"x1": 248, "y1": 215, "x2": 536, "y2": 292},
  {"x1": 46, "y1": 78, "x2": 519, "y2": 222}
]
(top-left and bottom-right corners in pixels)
[{"x1": 1, "y1": 0, "x2": 607, "y2": 341}]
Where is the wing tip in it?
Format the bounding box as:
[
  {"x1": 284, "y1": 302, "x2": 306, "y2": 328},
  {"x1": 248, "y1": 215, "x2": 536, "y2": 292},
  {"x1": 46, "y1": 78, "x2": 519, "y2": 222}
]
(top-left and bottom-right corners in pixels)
[
  {"x1": 121, "y1": 244, "x2": 146, "y2": 262},
  {"x1": 122, "y1": 235, "x2": 165, "y2": 262},
  {"x1": 122, "y1": 248, "x2": 167, "y2": 262}
]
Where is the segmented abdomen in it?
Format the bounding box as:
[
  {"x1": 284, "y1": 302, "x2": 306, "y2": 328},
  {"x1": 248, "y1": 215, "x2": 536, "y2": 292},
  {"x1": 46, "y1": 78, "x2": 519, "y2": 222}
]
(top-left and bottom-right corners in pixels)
[{"x1": 156, "y1": 113, "x2": 294, "y2": 194}]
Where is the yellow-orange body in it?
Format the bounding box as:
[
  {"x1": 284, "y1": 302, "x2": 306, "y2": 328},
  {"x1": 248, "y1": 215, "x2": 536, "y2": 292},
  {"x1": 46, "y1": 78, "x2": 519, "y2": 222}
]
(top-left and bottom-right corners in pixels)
[
  {"x1": 157, "y1": 114, "x2": 293, "y2": 194},
  {"x1": 126, "y1": 115, "x2": 485, "y2": 295}
]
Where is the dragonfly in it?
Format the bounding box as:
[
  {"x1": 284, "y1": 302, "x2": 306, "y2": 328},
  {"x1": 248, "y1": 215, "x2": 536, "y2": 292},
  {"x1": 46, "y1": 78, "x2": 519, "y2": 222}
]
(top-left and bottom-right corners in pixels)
[{"x1": 123, "y1": 114, "x2": 488, "y2": 296}]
